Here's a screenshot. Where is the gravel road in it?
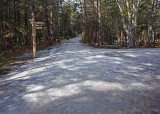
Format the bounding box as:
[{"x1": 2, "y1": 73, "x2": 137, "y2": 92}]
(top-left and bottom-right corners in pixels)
[{"x1": 0, "y1": 35, "x2": 160, "y2": 114}]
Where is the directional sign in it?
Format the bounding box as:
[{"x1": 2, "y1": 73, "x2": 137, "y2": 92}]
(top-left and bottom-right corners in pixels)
[
  {"x1": 35, "y1": 27, "x2": 43, "y2": 29},
  {"x1": 36, "y1": 22, "x2": 45, "y2": 25}
]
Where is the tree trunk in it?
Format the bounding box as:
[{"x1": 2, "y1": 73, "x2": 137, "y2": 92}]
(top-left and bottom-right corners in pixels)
[
  {"x1": 148, "y1": 20, "x2": 153, "y2": 47},
  {"x1": 0, "y1": 1, "x2": 6, "y2": 50},
  {"x1": 148, "y1": 0, "x2": 155, "y2": 47},
  {"x1": 44, "y1": 0, "x2": 51, "y2": 43},
  {"x1": 24, "y1": 5, "x2": 28, "y2": 45}
]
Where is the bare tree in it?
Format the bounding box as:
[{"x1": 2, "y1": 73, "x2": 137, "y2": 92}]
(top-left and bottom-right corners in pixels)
[{"x1": 116, "y1": 0, "x2": 141, "y2": 47}]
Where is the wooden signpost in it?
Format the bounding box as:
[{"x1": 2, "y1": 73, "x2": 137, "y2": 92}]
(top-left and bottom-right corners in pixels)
[
  {"x1": 30, "y1": 13, "x2": 44, "y2": 58},
  {"x1": 35, "y1": 22, "x2": 45, "y2": 29}
]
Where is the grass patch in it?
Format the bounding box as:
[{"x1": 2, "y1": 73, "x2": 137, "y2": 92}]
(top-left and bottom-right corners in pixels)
[
  {"x1": 0, "y1": 58, "x2": 8, "y2": 66},
  {"x1": 0, "y1": 57, "x2": 10, "y2": 76},
  {"x1": 0, "y1": 68, "x2": 10, "y2": 76}
]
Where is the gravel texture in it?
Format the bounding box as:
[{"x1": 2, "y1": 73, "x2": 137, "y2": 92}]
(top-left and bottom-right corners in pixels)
[{"x1": 0, "y1": 35, "x2": 160, "y2": 114}]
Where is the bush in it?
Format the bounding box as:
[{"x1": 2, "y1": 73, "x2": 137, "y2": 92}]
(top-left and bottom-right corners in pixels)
[
  {"x1": 12, "y1": 44, "x2": 24, "y2": 51},
  {"x1": 0, "y1": 57, "x2": 9, "y2": 76},
  {"x1": 0, "y1": 58, "x2": 8, "y2": 67}
]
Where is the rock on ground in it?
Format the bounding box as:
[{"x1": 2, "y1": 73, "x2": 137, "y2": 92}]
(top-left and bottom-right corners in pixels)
[{"x1": 0, "y1": 35, "x2": 160, "y2": 114}]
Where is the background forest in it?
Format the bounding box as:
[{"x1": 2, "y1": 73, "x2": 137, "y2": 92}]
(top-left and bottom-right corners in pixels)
[
  {"x1": 81, "y1": 0, "x2": 160, "y2": 48},
  {"x1": 0, "y1": 0, "x2": 82, "y2": 51},
  {"x1": 0, "y1": 0, "x2": 160, "y2": 51}
]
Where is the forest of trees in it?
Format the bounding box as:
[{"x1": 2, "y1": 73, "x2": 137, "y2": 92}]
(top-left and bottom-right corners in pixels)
[
  {"x1": 0, "y1": 0, "x2": 160, "y2": 52},
  {"x1": 0, "y1": 0, "x2": 82, "y2": 52},
  {"x1": 81, "y1": 0, "x2": 160, "y2": 48}
]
